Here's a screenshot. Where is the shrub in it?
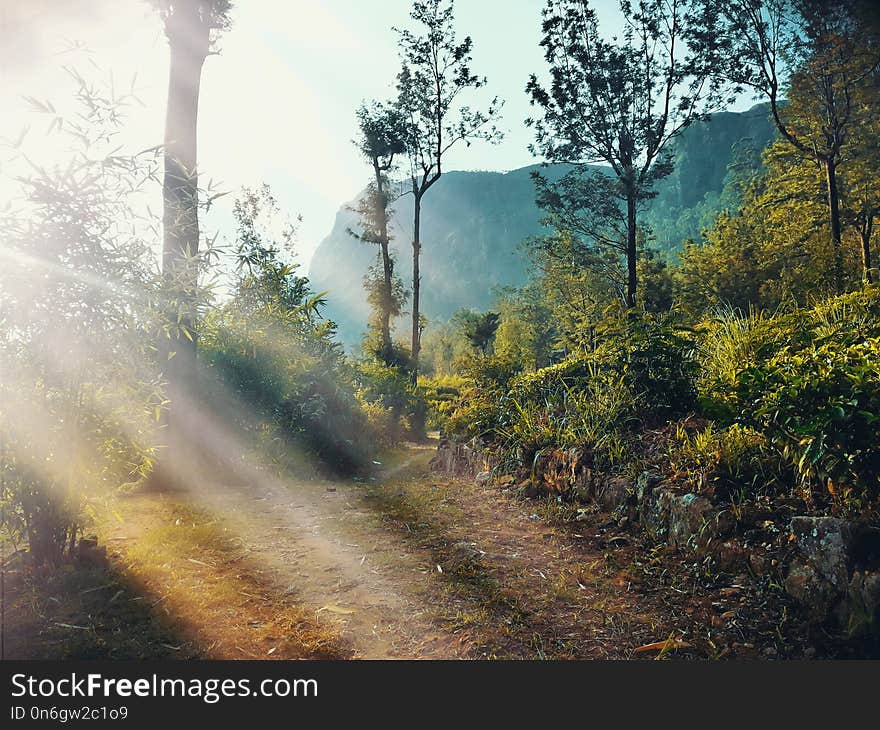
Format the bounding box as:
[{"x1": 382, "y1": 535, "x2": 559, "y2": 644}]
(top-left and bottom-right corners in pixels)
[
  {"x1": 0, "y1": 83, "x2": 161, "y2": 563},
  {"x1": 419, "y1": 375, "x2": 468, "y2": 431},
  {"x1": 736, "y1": 337, "x2": 880, "y2": 509},
  {"x1": 670, "y1": 422, "x2": 787, "y2": 501},
  {"x1": 353, "y1": 359, "x2": 423, "y2": 445},
  {"x1": 594, "y1": 313, "x2": 698, "y2": 422},
  {"x1": 697, "y1": 288, "x2": 880, "y2": 510},
  {"x1": 496, "y1": 359, "x2": 632, "y2": 463},
  {"x1": 200, "y1": 306, "x2": 372, "y2": 477},
  {"x1": 443, "y1": 314, "x2": 696, "y2": 467}
]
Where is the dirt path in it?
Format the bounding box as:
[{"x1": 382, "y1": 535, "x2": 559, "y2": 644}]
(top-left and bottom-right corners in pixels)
[
  {"x1": 10, "y1": 439, "x2": 780, "y2": 659},
  {"x1": 110, "y1": 439, "x2": 735, "y2": 659},
  {"x1": 184, "y1": 446, "x2": 467, "y2": 659}
]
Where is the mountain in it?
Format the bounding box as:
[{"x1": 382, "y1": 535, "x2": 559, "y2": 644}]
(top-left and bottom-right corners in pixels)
[
  {"x1": 646, "y1": 103, "x2": 777, "y2": 252},
  {"x1": 309, "y1": 103, "x2": 775, "y2": 347}
]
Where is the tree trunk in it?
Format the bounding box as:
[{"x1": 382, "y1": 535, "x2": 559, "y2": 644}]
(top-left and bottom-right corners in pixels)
[
  {"x1": 625, "y1": 191, "x2": 638, "y2": 309},
  {"x1": 372, "y1": 161, "x2": 394, "y2": 362},
  {"x1": 152, "y1": 6, "x2": 209, "y2": 490},
  {"x1": 860, "y1": 225, "x2": 874, "y2": 285},
  {"x1": 411, "y1": 194, "x2": 422, "y2": 379},
  {"x1": 379, "y1": 241, "x2": 394, "y2": 360},
  {"x1": 825, "y1": 158, "x2": 845, "y2": 294}
]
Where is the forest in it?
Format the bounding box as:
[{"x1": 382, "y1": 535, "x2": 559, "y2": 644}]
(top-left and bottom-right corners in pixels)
[{"x1": 2, "y1": 0, "x2": 880, "y2": 662}]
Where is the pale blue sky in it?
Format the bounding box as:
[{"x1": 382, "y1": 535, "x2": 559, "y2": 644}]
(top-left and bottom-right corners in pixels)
[{"x1": 0, "y1": 1, "x2": 749, "y2": 269}]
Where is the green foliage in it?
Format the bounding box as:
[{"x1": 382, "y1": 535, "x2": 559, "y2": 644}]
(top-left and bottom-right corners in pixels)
[
  {"x1": 451, "y1": 308, "x2": 500, "y2": 354},
  {"x1": 492, "y1": 284, "x2": 556, "y2": 371},
  {"x1": 593, "y1": 314, "x2": 698, "y2": 422},
  {"x1": 445, "y1": 314, "x2": 696, "y2": 468},
  {"x1": 697, "y1": 288, "x2": 880, "y2": 509},
  {"x1": 675, "y1": 138, "x2": 868, "y2": 319},
  {"x1": 645, "y1": 117, "x2": 774, "y2": 254},
  {"x1": 199, "y1": 186, "x2": 372, "y2": 476},
  {"x1": 419, "y1": 374, "x2": 467, "y2": 430},
  {"x1": 671, "y1": 422, "x2": 786, "y2": 501},
  {"x1": 0, "y1": 82, "x2": 163, "y2": 563},
  {"x1": 353, "y1": 359, "x2": 424, "y2": 445},
  {"x1": 494, "y1": 357, "x2": 632, "y2": 462}
]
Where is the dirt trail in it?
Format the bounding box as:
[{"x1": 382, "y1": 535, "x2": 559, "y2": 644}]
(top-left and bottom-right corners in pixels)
[
  {"x1": 82, "y1": 438, "x2": 757, "y2": 660},
  {"x1": 185, "y1": 445, "x2": 466, "y2": 659}
]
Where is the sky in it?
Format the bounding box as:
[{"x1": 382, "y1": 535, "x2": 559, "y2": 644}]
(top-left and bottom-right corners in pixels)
[{"x1": 0, "y1": 0, "x2": 743, "y2": 271}]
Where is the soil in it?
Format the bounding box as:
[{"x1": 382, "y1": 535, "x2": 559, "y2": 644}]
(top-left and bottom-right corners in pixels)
[{"x1": 2, "y1": 438, "x2": 849, "y2": 660}]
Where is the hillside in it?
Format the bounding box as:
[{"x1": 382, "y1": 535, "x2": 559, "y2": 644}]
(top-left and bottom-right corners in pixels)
[{"x1": 309, "y1": 103, "x2": 775, "y2": 347}]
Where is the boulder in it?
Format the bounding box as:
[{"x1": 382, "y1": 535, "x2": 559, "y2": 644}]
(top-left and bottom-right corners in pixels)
[
  {"x1": 572, "y1": 466, "x2": 595, "y2": 501},
  {"x1": 597, "y1": 477, "x2": 632, "y2": 514},
  {"x1": 640, "y1": 486, "x2": 672, "y2": 542},
  {"x1": 783, "y1": 517, "x2": 856, "y2": 621},
  {"x1": 784, "y1": 558, "x2": 837, "y2": 622},
  {"x1": 789, "y1": 516, "x2": 853, "y2": 594},
  {"x1": 431, "y1": 437, "x2": 498, "y2": 479},
  {"x1": 667, "y1": 493, "x2": 714, "y2": 550},
  {"x1": 635, "y1": 470, "x2": 664, "y2": 502},
  {"x1": 846, "y1": 569, "x2": 880, "y2": 633}
]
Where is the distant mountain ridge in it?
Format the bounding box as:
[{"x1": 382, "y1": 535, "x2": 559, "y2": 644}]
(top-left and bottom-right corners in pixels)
[{"x1": 309, "y1": 103, "x2": 775, "y2": 347}]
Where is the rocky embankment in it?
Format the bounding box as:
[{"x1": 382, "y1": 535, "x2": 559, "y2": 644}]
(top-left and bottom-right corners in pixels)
[{"x1": 431, "y1": 437, "x2": 880, "y2": 637}]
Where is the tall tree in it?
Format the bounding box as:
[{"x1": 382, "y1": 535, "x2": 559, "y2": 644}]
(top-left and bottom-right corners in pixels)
[
  {"x1": 706, "y1": 0, "x2": 880, "y2": 293},
  {"x1": 351, "y1": 101, "x2": 408, "y2": 364},
  {"x1": 148, "y1": 0, "x2": 230, "y2": 487},
  {"x1": 526, "y1": 0, "x2": 731, "y2": 309},
  {"x1": 395, "y1": 0, "x2": 502, "y2": 379},
  {"x1": 840, "y1": 74, "x2": 880, "y2": 284}
]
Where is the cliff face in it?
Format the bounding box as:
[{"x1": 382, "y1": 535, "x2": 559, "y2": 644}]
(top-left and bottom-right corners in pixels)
[{"x1": 309, "y1": 104, "x2": 775, "y2": 347}]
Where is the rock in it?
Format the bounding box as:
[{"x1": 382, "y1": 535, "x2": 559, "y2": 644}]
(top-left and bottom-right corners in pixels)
[
  {"x1": 789, "y1": 516, "x2": 853, "y2": 593},
  {"x1": 639, "y1": 486, "x2": 672, "y2": 542},
  {"x1": 783, "y1": 516, "x2": 860, "y2": 623},
  {"x1": 749, "y1": 551, "x2": 770, "y2": 576},
  {"x1": 572, "y1": 466, "x2": 594, "y2": 501},
  {"x1": 716, "y1": 539, "x2": 749, "y2": 573},
  {"x1": 431, "y1": 437, "x2": 499, "y2": 478},
  {"x1": 784, "y1": 557, "x2": 836, "y2": 621},
  {"x1": 667, "y1": 493, "x2": 713, "y2": 550},
  {"x1": 864, "y1": 571, "x2": 880, "y2": 615},
  {"x1": 635, "y1": 470, "x2": 664, "y2": 502},
  {"x1": 846, "y1": 569, "x2": 880, "y2": 633},
  {"x1": 597, "y1": 477, "x2": 633, "y2": 514}
]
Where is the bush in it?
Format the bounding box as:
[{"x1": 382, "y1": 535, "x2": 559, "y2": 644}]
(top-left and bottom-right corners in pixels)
[
  {"x1": 0, "y1": 84, "x2": 161, "y2": 563},
  {"x1": 697, "y1": 288, "x2": 880, "y2": 510},
  {"x1": 353, "y1": 360, "x2": 423, "y2": 445},
  {"x1": 443, "y1": 314, "x2": 696, "y2": 467},
  {"x1": 496, "y1": 358, "x2": 632, "y2": 462},
  {"x1": 593, "y1": 314, "x2": 697, "y2": 422},
  {"x1": 736, "y1": 337, "x2": 880, "y2": 509},
  {"x1": 201, "y1": 306, "x2": 372, "y2": 477},
  {"x1": 419, "y1": 375, "x2": 468, "y2": 431},
  {"x1": 670, "y1": 422, "x2": 788, "y2": 501}
]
